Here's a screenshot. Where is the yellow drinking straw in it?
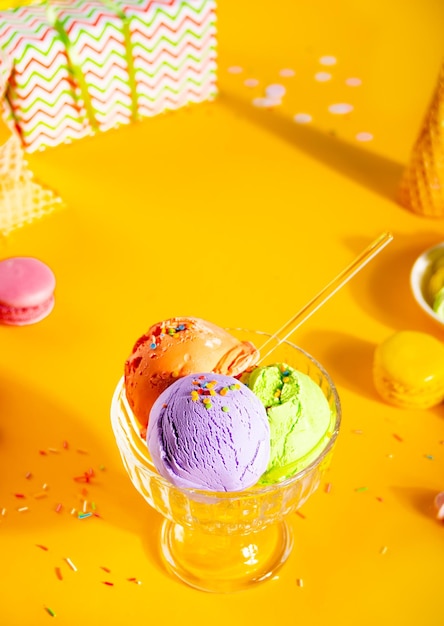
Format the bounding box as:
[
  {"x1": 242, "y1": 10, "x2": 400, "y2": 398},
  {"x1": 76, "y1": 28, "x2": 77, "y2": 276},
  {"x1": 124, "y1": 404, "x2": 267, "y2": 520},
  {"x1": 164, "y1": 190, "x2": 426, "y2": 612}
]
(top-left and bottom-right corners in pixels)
[{"x1": 257, "y1": 231, "x2": 394, "y2": 364}]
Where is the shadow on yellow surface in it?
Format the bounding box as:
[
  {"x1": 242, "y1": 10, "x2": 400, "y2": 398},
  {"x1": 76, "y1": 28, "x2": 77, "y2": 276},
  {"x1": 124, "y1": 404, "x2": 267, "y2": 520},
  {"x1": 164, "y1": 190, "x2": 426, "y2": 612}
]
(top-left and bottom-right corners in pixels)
[
  {"x1": 0, "y1": 371, "x2": 164, "y2": 571},
  {"x1": 302, "y1": 329, "x2": 377, "y2": 401},
  {"x1": 390, "y1": 485, "x2": 440, "y2": 519},
  {"x1": 219, "y1": 89, "x2": 404, "y2": 201},
  {"x1": 342, "y1": 230, "x2": 444, "y2": 332}
]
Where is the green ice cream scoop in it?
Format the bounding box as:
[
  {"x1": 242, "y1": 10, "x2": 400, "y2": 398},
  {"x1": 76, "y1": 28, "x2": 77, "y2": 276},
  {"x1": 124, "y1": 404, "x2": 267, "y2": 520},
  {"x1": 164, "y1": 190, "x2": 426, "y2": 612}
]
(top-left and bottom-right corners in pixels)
[{"x1": 242, "y1": 363, "x2": 332, "y2": 484}]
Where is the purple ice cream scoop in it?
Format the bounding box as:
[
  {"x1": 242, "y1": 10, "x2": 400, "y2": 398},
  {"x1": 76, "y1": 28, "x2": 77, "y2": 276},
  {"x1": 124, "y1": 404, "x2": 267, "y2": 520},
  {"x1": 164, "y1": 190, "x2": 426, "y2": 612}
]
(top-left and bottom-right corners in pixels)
[{"x1": 146, "y1": 373, "x2": 270, "y2": 492}]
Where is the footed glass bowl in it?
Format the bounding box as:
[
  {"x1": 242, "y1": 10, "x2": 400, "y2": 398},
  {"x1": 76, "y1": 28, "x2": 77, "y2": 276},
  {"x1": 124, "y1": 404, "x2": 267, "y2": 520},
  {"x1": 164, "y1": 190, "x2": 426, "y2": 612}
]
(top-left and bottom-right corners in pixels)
[{"x1": 111, "y1": 329, "x2": 341, "y2": 592}]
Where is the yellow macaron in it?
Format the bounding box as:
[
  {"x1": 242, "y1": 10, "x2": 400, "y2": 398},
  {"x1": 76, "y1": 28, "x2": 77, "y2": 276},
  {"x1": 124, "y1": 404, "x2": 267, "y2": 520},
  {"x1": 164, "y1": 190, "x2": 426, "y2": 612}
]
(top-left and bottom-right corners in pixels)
[{"x1": 373, "y1": 331, "x2": 444, "y2": 409}]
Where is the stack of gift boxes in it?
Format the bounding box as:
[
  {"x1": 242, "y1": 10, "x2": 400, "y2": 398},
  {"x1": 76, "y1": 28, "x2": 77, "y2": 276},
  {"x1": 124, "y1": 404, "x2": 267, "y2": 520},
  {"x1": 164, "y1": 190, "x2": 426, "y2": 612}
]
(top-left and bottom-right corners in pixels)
[{"x1": 0, "y1": 0, "x2": 217, "y2": 153}]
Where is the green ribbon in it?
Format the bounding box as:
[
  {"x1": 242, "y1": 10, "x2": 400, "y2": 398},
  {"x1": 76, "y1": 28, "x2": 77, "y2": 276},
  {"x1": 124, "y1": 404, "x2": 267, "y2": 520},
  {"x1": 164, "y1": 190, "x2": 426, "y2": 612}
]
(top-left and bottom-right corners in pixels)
[
  {"x1": 45, "y1": 2, "x2": 99, "y2": 131},
  {"x1": 99, "y1": 0, "x2": 140, "y2": 122},
  {"x1": 44, "y1": 0, "x2": 140, "y2": 132}
]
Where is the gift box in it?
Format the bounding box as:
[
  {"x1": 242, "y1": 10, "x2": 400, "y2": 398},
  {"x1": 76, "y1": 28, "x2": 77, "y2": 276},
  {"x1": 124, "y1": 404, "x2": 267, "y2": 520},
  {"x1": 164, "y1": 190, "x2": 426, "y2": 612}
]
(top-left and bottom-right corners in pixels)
[{"x1": 0, "y1": 0, "x2": 217, "y2": 153}]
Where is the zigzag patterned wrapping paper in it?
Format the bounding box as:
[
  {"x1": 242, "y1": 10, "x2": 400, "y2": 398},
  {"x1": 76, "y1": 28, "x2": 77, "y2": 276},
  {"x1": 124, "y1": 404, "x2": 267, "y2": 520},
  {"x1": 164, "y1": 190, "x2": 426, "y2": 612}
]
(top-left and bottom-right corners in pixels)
[{"x1": 0, "y1": 0, "x2": 217, "y2": 153}]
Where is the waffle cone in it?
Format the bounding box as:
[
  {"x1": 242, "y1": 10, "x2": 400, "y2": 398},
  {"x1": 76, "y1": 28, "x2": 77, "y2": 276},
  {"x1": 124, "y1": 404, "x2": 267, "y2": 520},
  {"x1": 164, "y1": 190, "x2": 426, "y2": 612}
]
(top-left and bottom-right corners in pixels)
[
  {"x1": 0, "y1": 129, "x2": 64, "y2": 237},
  {"x1": 399, "y1": 62, "x2": 444, "y2": 217}
]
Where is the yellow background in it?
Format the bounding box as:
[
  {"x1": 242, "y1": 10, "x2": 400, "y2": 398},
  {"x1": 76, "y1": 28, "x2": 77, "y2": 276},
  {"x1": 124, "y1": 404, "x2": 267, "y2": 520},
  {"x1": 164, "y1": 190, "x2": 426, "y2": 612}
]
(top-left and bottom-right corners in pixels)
[{"x1": 1, "y1": 0, "x2": 444, "y2": 624}]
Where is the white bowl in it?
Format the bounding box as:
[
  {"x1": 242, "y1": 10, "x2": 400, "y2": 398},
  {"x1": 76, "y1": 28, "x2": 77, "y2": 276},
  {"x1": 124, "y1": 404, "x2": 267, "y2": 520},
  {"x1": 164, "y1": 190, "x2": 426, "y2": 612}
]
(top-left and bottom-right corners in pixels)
[{"x1": 410, "y1": 242, "x2": 444, "y2": 327}]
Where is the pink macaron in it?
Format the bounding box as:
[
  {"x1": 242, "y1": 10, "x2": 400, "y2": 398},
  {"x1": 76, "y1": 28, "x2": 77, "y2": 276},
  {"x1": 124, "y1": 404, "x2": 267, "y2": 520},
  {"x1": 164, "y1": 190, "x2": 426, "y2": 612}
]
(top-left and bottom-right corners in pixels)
[{"x1": 0, "y1": 256, "x2": 56, "y2": 326}]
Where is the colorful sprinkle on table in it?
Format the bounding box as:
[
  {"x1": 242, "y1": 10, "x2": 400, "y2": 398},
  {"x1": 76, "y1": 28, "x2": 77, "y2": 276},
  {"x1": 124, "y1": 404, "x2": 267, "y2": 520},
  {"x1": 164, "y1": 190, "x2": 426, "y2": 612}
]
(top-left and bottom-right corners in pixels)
[
  {"x1": 65, "y1": 557, "x2": 77, "y2": 572},
  {"x1": 33, "y1": 491, "x2": 48, "y2": 499}
]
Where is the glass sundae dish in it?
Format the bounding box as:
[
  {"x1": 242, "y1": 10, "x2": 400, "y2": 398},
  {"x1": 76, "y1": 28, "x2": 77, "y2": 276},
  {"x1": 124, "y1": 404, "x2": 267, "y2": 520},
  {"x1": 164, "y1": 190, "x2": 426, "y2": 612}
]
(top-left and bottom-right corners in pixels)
[{"x1": 111, "y1": 329, "x2": 341, "y2": 593}]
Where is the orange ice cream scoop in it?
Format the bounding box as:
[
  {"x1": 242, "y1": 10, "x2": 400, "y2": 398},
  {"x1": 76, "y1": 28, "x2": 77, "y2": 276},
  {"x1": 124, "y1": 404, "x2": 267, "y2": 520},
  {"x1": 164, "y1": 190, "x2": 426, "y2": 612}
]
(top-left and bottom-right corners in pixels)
[{"x1": 124, "y1": 317, "x2": 259, "y2": 429}]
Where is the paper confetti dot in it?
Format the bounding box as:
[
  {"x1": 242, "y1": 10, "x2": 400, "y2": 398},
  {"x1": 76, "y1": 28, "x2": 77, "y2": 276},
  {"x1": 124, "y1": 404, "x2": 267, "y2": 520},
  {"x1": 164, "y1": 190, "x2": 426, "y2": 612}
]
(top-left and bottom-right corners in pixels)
[
  {"x1": 328, "y1": 103, "x2": 354, "y2": 114},
  {"x1": 356, "y1": 132, "x2": 373, "y2": 142},
  {"x1": 265, "y1": 84, "x2": 286, "y2": 99},
  {"x1": 252, "y1": 97, "x2": 281, "y2": 108},
  {"x1": 228, "y1": 65, "x2": 243, "y2": 74},
  {"x1": 320, "y1": 55, "x2": 337, "y2": 66},
  {"x1": 346, "y1": 77, "x2": 362, "y2": 86},
  {"x1": 315, "y1": 72, "x2": 332, "y2": 82},
  {"x1": 279, "y1": 68, "x2": 295, "y2": 77},
  {"x1": 244, "y1": 78, "x2": 259, "y2": 88},
  {"x1": 294, "y1": 113, "x2": 312, "y2": 124}
]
